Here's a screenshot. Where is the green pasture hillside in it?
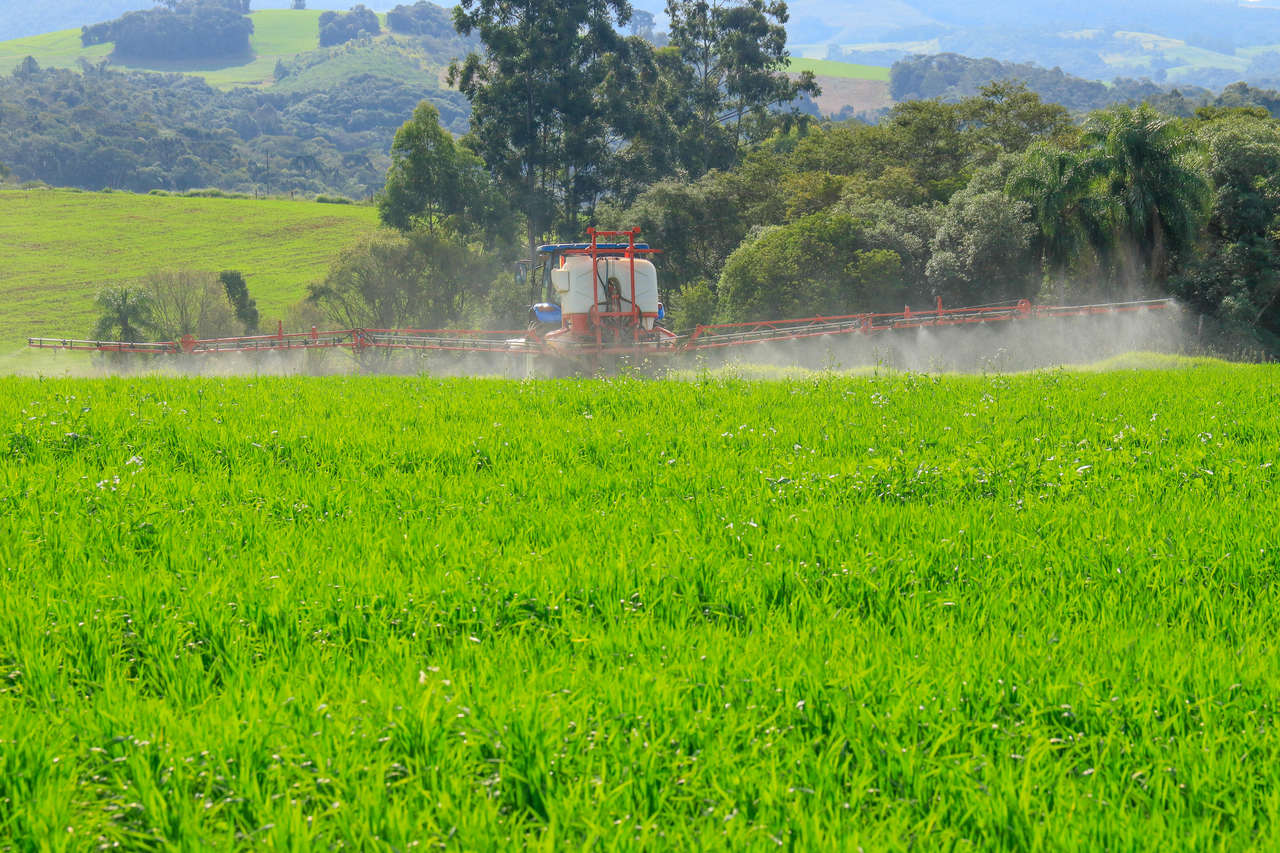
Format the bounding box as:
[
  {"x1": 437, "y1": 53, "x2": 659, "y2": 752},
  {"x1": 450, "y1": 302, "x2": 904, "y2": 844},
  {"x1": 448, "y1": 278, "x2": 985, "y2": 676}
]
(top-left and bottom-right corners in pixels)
[
  {"x1": 787, "y1": 57, "x2": 891, "y2": 81},
  {"x1": 0, "y1": 189, "x2": 380, "y2": 352},
  {"x1": 0, "y1": 10, "x2": 441, "y2": 90},
  {"x1": 788, "y1": 57, "x2": 894, "y2": 116},
  {"x1": 0, "y1": 13, "x2": 888, "y2": 116},
  {"x1": 1, "y1": 15, "x2": 895, "y2": 89},
  {"x1": 0, "y1": 27, "x2": 112, "y2": 71}
]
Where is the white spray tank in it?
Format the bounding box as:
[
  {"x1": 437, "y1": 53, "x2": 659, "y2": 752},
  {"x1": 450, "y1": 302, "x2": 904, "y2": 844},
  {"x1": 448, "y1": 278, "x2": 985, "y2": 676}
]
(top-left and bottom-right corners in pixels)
[{"x1": 552, "y1": 256, "x2": 659, "y2": 329}]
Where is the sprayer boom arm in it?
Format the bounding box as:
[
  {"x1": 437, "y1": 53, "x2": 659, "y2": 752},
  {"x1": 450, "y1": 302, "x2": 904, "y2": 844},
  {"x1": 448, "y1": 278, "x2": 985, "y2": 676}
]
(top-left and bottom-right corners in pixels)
[
  {"x1": 680, "y1": 298, "x2": 1174, "y2": 351},
  {"x1": 27, "y1": 298, "x2": 1176, "y2": 359}
]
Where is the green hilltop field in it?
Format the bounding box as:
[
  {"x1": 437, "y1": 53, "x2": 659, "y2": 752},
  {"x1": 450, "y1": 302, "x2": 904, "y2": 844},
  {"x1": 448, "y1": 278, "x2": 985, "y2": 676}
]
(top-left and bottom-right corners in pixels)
[
  {"x1": 787, "y1": 57, "x2": 891, "y2": 81},
  {"x1": 0, "y1": 189, "x2": 380, "y2": 355}
]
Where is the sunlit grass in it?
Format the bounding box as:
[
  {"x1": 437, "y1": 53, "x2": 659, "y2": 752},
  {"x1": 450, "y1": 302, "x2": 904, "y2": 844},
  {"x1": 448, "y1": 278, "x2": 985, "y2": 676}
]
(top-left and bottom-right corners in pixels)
[
  {"x1": 1, "y1": 366, "x2": 1277, "y2": 846},
  {"x1": 0, "y1": 28, "x2": 111, "y2": 72},
  {"x1": 0, "y1": 189, "x2": 379, "y2": 349},
  {"x1": 787, "y1": 57, "x2": 891, "y2": 81}
]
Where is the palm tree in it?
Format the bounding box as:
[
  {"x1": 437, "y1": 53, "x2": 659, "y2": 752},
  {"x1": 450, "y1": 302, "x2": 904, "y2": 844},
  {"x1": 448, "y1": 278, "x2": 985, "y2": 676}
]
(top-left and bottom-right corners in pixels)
[
  {"x1": 93, "y1": 286, "x2": 155, "y2": 343},
  {"x1": 1007, "y1": 143, "x2": 1110, "y2": 275},
  {"x1": 1081, "y1": 105, "x2": 1209, "y2": 279}
]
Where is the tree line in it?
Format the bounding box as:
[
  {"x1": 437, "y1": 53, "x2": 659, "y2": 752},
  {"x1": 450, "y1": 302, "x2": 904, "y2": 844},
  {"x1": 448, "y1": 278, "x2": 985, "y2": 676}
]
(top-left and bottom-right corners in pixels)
[
  {"x1": 82, "y1": 0, "x2": 254, "y2": 62},
  {"x1": 0, "y1": 60, "x2": 467, "y2": 197},
  {"x1": 328, "y1": 85, "x2": 1280, "y2": 353},
  {"x1": 386, "y1": 2, "x2": 457, "y2": 38},
  {"x1": 93, "y1": 270, "x2": 259, "y2": 344},
  {"x1": 319, "y1": 1, "x2": 461, "y2": 48},
  {"x1": 889, "y1": 54, "x2": 1221, "y2": 115},
  {"x1": 301, "y1": 2, "x2": 1274, "y2": 355},
  {"x1": 319, "y1": 6, "x2": 381, "y2": 47},
  {"x1": 619, "y1": 93, "x2": 1280, "y2": 350}
]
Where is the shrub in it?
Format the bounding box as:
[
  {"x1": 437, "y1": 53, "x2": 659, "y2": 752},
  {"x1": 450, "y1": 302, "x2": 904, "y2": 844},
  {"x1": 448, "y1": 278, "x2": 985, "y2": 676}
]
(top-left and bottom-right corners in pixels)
[{"x1": 319, "y1": 6, "x2": 381, "y2": 47}]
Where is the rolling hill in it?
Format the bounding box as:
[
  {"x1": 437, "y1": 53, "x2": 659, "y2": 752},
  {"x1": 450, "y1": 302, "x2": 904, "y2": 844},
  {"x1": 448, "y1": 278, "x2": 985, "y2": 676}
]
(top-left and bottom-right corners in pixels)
[
  {"x1": 0, "y1": 1, "x2": 374, "y2": 42},
  {"x1": 0, "y1": 9, "x2": 477, "y2": 198},
  {"x1": 0, "y1": 9, "x2": 889, "y2": 118},
  {"x1": 0, "y1": 188, "x2": 381, "y2": 357},
  {"x1": 0, "y1": 10, "x2": 423, "y2": 90},
  {"x1": 11, "y1": 1, "x2": 1280, "y2": 95},
  {"x1": 787, "y1": 59, "x2": 892, "y2": 117},
  {"x1": 786, "y1": 0, "x2": 1280, "y2": 90}
]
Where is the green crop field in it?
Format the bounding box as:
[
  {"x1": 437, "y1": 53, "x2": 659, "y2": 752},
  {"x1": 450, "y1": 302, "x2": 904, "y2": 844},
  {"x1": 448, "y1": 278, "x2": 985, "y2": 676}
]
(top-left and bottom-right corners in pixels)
[
  {"x1": 1, "y1": 365, "x2": 1277, "y2": 847},
  {"x1": 787, "y1": 57, "x2": 891, "y2": 82},
  {"x1": 0, "y1": 189, "x2": 380, "y2": 355}
]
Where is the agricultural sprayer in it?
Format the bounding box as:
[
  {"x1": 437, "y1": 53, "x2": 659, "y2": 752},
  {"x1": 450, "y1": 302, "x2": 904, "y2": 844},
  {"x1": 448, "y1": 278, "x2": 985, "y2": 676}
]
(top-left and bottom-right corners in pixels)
[{"x1": 28, "y1": 227, "x2": 1176, "y2": 367}]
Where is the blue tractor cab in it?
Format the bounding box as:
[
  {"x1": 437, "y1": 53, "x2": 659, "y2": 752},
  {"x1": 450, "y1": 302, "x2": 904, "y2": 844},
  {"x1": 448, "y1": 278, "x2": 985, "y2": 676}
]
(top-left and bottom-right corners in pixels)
[{"x1": 517, "y1": 242, "x2": 651, "y2": 308}]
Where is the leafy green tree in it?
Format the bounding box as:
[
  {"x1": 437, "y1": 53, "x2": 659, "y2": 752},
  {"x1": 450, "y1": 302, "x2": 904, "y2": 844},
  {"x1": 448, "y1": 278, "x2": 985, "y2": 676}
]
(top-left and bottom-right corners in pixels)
[
  {"x1": 219, "y1": 270, "x2": 259, "y2": 333},
  {"x1": 716, "y1": 211, "x2": 906, "y2": 322},
  {"x1": 881, "y1": 100, "x2": 972, "y2": 201},
  {"x1": 1173, "y1": 112, "x2": 1280, "y2": 343},
  {"x1": 786, "y1": 123, "x2": 884, "y2": 178},
  {"x1": 387, "y1": 2, "x2": 454, "y2": 36},
  {"x1": 661, "y1": 0, "x2": 817, "y2": 178},
  {"x1": 926, "y1": 185, "x2": 1038, "y2": 305},
  {"x1": 93, "y1": 286, "x2": 155, "y2": 343},
  {"x1": 319, "y1": 6, "x2": 381, "y2": 47},
  {"x1": 669, "y1": 278, "x2": 717, "y2": 328},
  {"x1": 145, "y1": 270, "x2": 239, "y2": 340},
  {"x1": 780, "y1": 170, "x2": 846, "y2": 220},
  {"x1": 1081, "y1": 105, "x2": 1209, "y2": 278},
  {"x1": 380, "y1": 102, "x2": 462, "y2": 232},
  {"x1": 959, "y1": 81, "x2": 1073, "y2": 164},
  {"x1": 450, "y1": 0, "x2": 631, "y2": 258},
  {"x1": 378, "y1": 101, "x2": 510, "y2": 241},
  {"x1": 87, "y1": 3, "x2": 255, "y2": 60},
  {"x1": 593, "y1": 36, "x2": 683, "y2": 204},
  {"x1": 1007, "y1": 143, "x2": 1109, "y2": 274},
  {"x1": 836, "y1": 196, "x2": 941, "y2": 292},
  {"x1": 307, "y1": 230, "x2": 502, "y2": 330}
]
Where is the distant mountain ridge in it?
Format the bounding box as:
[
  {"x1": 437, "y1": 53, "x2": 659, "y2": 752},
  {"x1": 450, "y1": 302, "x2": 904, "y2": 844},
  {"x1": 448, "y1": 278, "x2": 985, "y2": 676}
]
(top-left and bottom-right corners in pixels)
[
  {"x1": 788, "y1": 0, "x2": 1280, "y2": 91},
  {"x1": 785, "y1": 1, "x2": 1275, "y2": 45}
]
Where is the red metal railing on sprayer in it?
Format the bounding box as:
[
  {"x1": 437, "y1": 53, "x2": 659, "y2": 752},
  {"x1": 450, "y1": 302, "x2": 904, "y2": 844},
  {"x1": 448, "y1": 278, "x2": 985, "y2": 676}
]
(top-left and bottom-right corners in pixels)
[
  {"x1": 27, "y1": 297, "x2": 1176, "y2": 358},
  {"x1": 28, "y1": 321, "x2": 533, "y2": 356},
  {"x1": 680, "y1": 297, "x2": 1176, "y2": 350}
]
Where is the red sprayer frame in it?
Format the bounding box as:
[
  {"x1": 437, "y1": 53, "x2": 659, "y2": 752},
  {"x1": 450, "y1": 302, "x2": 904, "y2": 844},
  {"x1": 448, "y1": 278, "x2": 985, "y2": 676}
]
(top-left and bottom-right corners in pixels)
[{"x1": 28, "y1": 296, "x2": 1175, "y2": 359}]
